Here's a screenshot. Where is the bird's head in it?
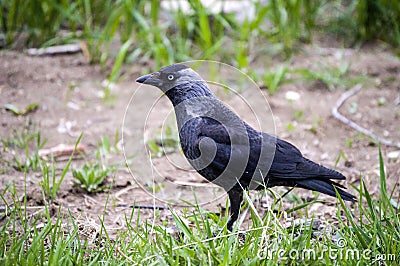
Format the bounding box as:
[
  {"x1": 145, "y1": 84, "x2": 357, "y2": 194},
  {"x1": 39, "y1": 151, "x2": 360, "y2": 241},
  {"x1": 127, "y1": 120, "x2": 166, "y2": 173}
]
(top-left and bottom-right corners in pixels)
[{"x1": 136, "y1": 64, "x2": 203, "y2": 93}]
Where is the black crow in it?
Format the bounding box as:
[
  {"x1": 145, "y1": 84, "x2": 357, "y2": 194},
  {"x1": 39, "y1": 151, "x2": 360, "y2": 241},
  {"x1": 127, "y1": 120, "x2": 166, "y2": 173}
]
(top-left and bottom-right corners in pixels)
[{"x1": 136, "y1": 63, "x2": 356, "y2": 231}]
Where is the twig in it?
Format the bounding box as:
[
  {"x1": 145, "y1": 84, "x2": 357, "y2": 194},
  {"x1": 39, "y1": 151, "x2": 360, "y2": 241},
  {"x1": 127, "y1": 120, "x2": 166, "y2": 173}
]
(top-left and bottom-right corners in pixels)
[
  {"x1": 114, "y1": 185, "x2": 138, "y2": 202},
  {"x1": 116, "y1": 204, "x2": 168, "y2": 210},
  {"x1": 117, "y1": 247, "x2": 134, "y2": 264},
  {"x1": 27, "y1": 208, "x2": 46, "y2": 220},
  {"x1": 0, "y1": 205, "x2": 45, "y2": 221},
  {"x1": 331, "y1": 84, "x2": 400, "y2": 148},
  {"x1": 83, "y1": 194, "x2": 100, "y2": 205},
  {"x1": 172, "y1": 180, "x2": 220, "y2": 188},
  {"x1": 38, "y1": 143, "x2": 86, "y2": 159},
  {"x1": 26, "y1": 43, "x2": 82, "y2": 56}
]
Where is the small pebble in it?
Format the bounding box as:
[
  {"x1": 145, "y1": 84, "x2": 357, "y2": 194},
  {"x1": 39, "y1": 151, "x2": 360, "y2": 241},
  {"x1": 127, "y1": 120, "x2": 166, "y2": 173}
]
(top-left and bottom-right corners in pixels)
[
  {"x1": 285, "y1": 91, "x2": 300, "y2": 101},
  {"x1": 388, "y1": 150, "x2": 400, "y2": 161}
]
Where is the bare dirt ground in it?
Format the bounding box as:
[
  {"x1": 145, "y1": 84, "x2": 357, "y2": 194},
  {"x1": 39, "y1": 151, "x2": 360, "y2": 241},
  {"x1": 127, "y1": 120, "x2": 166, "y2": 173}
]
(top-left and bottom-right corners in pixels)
[{"x1": 1, "y1": 42, "x2": 399, "y2": 237}]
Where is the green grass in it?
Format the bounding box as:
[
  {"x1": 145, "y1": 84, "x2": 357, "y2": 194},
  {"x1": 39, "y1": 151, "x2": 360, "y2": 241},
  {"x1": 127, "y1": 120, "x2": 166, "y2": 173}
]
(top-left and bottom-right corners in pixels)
[
  {"x1": 71, "y1": 135, "x2": 119, "y2": 193},
  {"x1": 1, "y1": 119, "x2": 46, "y2": 172},
  {"x1": 260, "y1": 63, "x2": 290, "y2": 94},
  {"x1": 72, "y1": 163, "x2": 111, "y2": 193},
  {"x1": 293, "y1": 62, "x2": 350, "y2": 91},
  {"x1": 356, "y1": 0, "x2": 400, "y2": 47},
  {"x1": 40, "y1": 134, "x2": 83, "y2": 202},
  {"x1": 1, "y1": 0, "x2": 398, "y2": 89},
  {"x1": 147, "y1": 124, "x2": 180, "y2": 158},
  {"x1": 1, "y1": 144, "x2": 399, "y2": 265}
]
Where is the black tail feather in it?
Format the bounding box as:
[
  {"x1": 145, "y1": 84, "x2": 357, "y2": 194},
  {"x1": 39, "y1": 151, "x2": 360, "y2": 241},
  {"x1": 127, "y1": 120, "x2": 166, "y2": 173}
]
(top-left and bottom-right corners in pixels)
[{"x1": 296, "y1": 179, "x2": 356, "y2": 202}]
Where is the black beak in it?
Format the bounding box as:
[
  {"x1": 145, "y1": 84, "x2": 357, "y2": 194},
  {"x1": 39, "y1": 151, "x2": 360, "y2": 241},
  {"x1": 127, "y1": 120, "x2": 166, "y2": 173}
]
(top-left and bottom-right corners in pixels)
[{"x1": 136, "y1": 74, "x2": 152, "y2": 84}]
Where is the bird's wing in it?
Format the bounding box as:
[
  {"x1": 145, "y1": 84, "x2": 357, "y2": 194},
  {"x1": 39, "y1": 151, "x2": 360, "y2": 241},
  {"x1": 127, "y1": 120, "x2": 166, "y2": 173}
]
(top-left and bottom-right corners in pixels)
[
  {"x1": 268, "y1": 138, "x2": 346, "y2": 180},
  {"x1": 267, "y1": 137, "x2": 302, "y2": 174},
  {"x1": 198, "y1": 116, "x2": 268, "y2": 145},
  {"x1": 193, "y1": 117, "x2": 275, "y2": 179},
  {"x1": 184, "y1": 117, "x2": 344, "y2": 184}
]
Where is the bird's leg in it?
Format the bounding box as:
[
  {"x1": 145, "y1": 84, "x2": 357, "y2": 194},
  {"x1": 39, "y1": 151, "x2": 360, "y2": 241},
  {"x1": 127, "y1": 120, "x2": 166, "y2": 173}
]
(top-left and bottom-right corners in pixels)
[{"x1": 227, "y1": 189, "x2": 243, "y2": 231}]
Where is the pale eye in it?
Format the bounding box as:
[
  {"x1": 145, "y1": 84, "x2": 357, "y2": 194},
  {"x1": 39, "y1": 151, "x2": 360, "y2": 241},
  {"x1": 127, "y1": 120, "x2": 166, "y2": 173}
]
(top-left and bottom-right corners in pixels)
[{"x1": 167, "y1": 74, "x2": 174, "y2": 81}]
